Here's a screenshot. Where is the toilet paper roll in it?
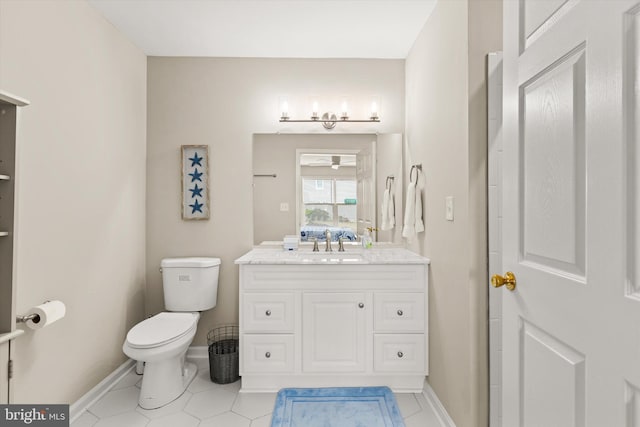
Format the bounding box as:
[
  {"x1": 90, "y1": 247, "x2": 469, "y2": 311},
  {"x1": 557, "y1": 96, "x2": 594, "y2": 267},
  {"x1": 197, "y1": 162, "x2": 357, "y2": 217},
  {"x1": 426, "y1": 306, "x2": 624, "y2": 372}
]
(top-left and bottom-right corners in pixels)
[{"x1": 25, "y1": 300, "x2": 66, "y2": 330}]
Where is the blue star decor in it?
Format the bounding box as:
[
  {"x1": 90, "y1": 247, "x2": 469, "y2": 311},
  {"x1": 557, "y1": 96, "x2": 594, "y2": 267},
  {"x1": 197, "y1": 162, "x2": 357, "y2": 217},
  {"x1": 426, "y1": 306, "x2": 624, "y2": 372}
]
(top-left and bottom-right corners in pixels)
[
  {"x1": 181, "y1": 145, "x2": 209, "y2": 220},
  {"x1": 189, "y1": 152, "x2": 203, "y2": 167},
  {"x1": 189, "y1": 199, "x2": 203, "y2": 214},
  {"x1": 189, "y1": 183, "x2": 203, "y2": 198},
  {"x1": 189, "y1": 168, "x2": 203, "y2": 182}
]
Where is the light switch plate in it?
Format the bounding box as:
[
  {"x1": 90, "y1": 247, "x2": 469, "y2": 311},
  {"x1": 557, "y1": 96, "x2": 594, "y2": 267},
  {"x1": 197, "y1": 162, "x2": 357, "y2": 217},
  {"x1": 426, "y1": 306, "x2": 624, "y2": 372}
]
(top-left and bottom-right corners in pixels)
[
  {"x1": 445, "y1": 196, "x2": 454, "y2": 221},
  {"x1": 280, "y1": 202, "x2": 289, "y2": 212}
]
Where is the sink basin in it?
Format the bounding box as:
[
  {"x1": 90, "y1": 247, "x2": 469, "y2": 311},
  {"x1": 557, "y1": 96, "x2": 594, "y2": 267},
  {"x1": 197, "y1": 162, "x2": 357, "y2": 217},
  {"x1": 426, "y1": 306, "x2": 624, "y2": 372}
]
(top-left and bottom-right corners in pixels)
[{"x1": 296, "y1": 252, "x2": 366, "y2": 264}]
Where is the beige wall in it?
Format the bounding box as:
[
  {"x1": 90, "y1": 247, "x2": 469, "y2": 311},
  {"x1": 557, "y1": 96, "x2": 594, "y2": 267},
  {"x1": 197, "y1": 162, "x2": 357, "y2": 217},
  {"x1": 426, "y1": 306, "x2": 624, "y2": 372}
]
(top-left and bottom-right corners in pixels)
[
  {"x1": 405, "y1": 0, "x2": 501, "y2": 426},
  {"x1": 147, "y1": 58, "x2": 404, "y2": 345},
  {"x1": 0, "y1": 0, "x2": 147, "y2": 404}
]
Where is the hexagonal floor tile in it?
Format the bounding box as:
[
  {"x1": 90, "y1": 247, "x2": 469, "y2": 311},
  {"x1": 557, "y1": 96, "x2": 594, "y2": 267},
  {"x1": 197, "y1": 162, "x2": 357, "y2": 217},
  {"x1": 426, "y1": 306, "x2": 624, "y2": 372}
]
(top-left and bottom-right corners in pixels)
[
  {"x1": 404, "y1": 408, "x2": 443, "y2": 427},
  {"x1": 88, "y1": 386, "x2": 140, "y2": 418},
  {"x1": 187, "y1": 368, "x2": 221, "y2": 394},
  {"x1": 232, "y1": 392, "x2": 277, "y2": 420},
  {"x1": 70, "y1": 411, "x2": 98, "y2": 427},
  {"x1": 395, "y1": 393, "x2": 422, "y2": 418},
  {"x1": 184, "y1": 388, "x2": 237, "y2": 419},
  {"x1": 200, "y1": 411, "x2": 250, "y2": 427},
  {"x1": 94, "y1": 411, "x2": 149, "y2": 427},
  {"x1": 221, "y1": 380, "x2": 242, "y2": 394},
  {"x1": 136, "y1": 391, "x2": 192, "y2": 419},
  {"x1": 250, "y1": 414, "x2": 272, "y2": 427},
  {"x1": 147, "y1": 412, "x2": 199, "y2": 427}
]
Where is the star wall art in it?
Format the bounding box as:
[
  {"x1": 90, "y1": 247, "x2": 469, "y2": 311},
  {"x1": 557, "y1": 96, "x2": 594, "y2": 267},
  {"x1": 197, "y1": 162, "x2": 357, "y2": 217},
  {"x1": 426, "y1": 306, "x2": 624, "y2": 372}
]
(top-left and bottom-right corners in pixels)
[{"x1": 181, "y1": 145, "x2": 210, "y2": 220}]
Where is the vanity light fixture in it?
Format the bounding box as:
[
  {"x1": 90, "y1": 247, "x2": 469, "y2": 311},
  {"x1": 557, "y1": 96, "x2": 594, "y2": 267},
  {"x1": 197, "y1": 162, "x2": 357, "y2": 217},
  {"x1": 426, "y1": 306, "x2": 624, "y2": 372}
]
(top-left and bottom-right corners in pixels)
[{"x1": 279, "y1": 98, "x2": 381, "y2": 130}]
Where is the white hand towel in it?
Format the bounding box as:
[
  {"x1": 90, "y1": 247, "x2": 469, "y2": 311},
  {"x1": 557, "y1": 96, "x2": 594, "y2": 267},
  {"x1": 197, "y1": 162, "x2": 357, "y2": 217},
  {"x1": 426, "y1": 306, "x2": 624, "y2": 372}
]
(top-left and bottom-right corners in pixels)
[
  {"x1": 402, "y1": 182, "x2": 416, "y2": 239},
  {"x1": 388, "y1": 189, "x2": 395, "y2": 229},
  {"x1": 414, "y1": 181, "x2": 424, "y2": 233},
  {"x1": 381, "y1": 188, "x2": 395, "y2": 230}
]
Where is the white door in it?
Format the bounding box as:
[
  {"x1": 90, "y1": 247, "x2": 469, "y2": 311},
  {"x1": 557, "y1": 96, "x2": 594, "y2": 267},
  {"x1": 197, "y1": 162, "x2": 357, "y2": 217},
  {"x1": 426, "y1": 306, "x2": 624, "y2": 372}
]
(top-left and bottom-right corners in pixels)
[
  {"x1": 500, "y1": 1, "x2": 640, "y2": 425},
  {"x1": 302, "y1": 292, "x2": 367, "y2": 372},
  {"x1": 356, "y1": 143, "x2": 376, "y2": 238}
]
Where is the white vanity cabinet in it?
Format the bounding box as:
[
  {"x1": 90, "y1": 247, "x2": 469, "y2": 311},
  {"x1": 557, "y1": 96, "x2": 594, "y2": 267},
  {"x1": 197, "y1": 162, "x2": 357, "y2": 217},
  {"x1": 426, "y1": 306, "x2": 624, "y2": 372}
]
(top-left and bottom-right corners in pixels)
[{"x1": 236, "y1": 249, "x2": 429, "y2": 392}]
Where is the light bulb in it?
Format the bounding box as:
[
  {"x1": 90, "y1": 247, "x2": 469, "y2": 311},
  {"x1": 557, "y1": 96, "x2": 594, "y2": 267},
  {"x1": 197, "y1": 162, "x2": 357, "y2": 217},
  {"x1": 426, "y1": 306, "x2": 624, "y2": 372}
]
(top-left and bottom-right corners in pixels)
[
  {"x1": 371, "y1": 101, "x2": 379, "y2": 119},
  {"x1": 341, "y1": 100, "x2": 348, "y2": 119}
]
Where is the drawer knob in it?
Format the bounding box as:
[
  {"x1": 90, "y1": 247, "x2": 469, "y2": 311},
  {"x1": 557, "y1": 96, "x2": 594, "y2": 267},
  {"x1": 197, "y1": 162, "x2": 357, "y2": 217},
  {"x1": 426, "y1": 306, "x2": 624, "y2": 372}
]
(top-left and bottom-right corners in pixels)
[
  {"x1": 397, "y1": 351, "x2": 404, "y2": 358},
  {"x1": 397, "y1": 309, "x2": 403, "y2": 316},
  {"x1": 358, "y1": 302, "x2": 364, "y2": 308},
  {"x1": 265, "y1": 309, "x2": 272, "y2": 316},
  {"x1": 265, "y1": 352, "x2": 271, "y2": 358}
]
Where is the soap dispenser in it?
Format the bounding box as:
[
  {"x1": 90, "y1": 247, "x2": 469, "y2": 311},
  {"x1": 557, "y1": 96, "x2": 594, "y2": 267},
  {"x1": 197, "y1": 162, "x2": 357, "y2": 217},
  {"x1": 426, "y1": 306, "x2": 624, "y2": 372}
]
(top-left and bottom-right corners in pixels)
[{"x1": 362, "y1": 227, "x2": 375, "y2": 249}]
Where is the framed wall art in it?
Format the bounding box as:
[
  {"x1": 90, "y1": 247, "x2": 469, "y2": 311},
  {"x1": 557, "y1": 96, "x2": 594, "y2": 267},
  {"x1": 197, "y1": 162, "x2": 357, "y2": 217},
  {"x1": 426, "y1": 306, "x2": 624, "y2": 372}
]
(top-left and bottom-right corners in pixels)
[{"x1": 181, "y1": 145, "x2": 210, "y2": 220}]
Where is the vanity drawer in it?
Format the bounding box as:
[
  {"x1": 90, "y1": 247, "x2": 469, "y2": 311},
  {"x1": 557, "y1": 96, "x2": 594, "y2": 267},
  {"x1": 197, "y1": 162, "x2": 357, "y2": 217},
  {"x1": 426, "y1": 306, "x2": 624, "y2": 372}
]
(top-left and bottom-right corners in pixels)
[
  {"x1": 374, "y1": 334, "x2": 425, "y2": 373},
  {"x1": 243, "y1": 293, "x2": 295, "y2": 332},
  {"x1": 242, "y1": 334, "x2": 295, "y2": 373},
  {"x1": 374, "y1": 293, "x2": 425, "y2": 332}
]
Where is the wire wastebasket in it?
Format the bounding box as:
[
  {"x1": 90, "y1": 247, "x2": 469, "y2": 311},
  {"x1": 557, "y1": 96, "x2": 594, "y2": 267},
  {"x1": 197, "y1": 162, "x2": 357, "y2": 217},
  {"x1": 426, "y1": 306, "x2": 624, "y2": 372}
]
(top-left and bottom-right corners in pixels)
[{"x1": 207, "y1": 325, "x2": 240, "y2": 384}]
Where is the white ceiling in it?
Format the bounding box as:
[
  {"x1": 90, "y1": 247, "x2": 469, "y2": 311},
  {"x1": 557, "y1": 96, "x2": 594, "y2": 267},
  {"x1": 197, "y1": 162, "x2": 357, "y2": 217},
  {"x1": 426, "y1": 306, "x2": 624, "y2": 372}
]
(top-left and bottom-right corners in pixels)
[{"x1": 88, "y1": 0, "x2": 437, "y2": 59}]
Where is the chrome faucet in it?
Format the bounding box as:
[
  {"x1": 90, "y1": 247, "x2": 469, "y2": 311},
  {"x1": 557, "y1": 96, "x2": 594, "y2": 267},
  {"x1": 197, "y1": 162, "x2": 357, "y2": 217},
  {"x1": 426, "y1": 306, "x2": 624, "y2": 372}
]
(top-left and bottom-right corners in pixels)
[
  {"x1": 325, "y1": 229, "x2": 333, "y2": 252},
  {"x1": 338, "y1": 237, "x2": 345, "y2": 252}
]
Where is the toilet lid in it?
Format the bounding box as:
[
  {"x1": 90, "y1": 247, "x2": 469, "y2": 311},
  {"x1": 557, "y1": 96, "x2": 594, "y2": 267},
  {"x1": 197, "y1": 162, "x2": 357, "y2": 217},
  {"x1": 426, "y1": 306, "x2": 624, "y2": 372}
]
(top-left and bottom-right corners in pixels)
[{"x1": 127, "y1": 312, "x2": 197, "y2": 349}]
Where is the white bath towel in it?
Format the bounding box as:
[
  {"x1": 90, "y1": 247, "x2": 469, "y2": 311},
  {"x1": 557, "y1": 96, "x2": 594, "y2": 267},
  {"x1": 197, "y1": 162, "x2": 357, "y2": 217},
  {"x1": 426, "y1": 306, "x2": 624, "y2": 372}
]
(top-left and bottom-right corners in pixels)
[
  {"x1": 402, "y1": 170, "x2": 424, "y2": 240},
  {"x1": 380, "y1": 188, "x2": 395, "y2": 230},
  {"x1": 402, "y1": 182, "x2": 416, "y2": 239}
]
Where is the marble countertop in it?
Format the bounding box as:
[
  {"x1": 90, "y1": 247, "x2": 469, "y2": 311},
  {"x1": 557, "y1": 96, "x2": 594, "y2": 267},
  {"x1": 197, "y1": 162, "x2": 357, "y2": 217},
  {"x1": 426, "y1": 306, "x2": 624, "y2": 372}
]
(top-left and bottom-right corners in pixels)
[{"x1": 235, "y1": 246, "x2": 430, "y2": 265}]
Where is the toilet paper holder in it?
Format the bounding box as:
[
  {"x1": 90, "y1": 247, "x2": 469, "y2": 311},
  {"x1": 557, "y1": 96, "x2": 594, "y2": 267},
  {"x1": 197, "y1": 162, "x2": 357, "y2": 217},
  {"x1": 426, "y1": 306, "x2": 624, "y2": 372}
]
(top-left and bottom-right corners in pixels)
[
  {"x1": 15, "y1": 300, "x2": 49, "y2": 324},
  {"x1": 16, "y1": 313, "x2": 40, "y2": 323}
]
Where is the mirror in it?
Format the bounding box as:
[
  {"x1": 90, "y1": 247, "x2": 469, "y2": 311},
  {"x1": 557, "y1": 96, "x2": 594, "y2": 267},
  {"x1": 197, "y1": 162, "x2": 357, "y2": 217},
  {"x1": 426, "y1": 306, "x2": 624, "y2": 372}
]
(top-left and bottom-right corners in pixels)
[{"x1": 252, "y1": 133, "x2": 403, "y2": 245}]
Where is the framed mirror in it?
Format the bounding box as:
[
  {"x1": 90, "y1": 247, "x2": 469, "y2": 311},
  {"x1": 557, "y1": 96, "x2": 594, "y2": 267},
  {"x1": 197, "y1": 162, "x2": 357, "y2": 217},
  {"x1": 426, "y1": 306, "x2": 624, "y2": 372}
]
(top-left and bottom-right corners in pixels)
[{"x1": 252, "y1": 133, "x2": 402, "y2": 245}]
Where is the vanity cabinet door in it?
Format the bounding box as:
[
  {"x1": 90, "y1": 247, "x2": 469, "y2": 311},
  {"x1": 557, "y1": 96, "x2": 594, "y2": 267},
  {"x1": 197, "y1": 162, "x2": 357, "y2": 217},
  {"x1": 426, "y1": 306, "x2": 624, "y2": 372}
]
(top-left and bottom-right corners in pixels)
[{"x1": 302, "y1": 292, "x2": 367, "y2": 373}]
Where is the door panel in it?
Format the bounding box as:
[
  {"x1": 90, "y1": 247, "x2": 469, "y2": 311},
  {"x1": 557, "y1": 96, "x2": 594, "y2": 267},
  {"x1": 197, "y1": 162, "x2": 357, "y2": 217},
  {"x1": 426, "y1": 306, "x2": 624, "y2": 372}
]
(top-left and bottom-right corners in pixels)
[
  {"x1": 523, "y1": 0, "x2": 569, "y2": 39},
  {"x1": 502, "y1": 1, "x2": 639, "y2": 426},
  {"x1": 521, "y1": 320, "x2": 585, "y2": 427},
  {"x1": 521, "y1": 46, "x2": 586, "y2": 278},
  {"x1": 627, "y1": 5, "x2": 640, "y2": 298},
  {"x1": 625, "y1": 381, "x2": 640, "y2": 426}
]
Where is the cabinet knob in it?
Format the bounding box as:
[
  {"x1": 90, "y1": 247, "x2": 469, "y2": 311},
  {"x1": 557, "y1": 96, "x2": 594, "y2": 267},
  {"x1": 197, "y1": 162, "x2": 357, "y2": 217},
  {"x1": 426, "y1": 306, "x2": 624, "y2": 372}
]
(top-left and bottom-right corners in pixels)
[
  {"x1": 265, "y1": 309, "x2": 272, "y2": 316},
  {"x1": 397, "y1": 351, "x2": 404, "y2": 358},
  {"x1": 397, "y1": 309, "x2": 403, "y2": 316},
  {"x1": 358, "y1": 302, "x2": 364, "y2": 308},
  {"x1": 265, "y1": 352, "x2": 271, "y2": 358}
]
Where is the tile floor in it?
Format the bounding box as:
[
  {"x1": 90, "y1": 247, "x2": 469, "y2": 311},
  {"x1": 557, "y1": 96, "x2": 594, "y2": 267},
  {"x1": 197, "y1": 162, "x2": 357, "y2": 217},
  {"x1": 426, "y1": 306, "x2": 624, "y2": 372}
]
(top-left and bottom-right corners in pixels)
[{"x1": 71, "y1": 357, "x2": 445, "y2": 427}]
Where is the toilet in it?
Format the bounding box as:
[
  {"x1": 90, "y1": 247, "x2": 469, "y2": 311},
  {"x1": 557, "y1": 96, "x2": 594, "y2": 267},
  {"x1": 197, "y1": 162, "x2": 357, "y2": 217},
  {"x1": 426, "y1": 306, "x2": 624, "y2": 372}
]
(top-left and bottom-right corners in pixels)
[{"x1": 123, "y1": 257, "x2": 220, "y2": 409}]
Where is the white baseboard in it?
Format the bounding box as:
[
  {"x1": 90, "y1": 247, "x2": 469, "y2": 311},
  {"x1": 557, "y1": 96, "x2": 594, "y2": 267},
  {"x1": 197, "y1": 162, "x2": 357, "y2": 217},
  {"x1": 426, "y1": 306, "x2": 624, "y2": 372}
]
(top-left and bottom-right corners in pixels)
[
  {"x1": 422, "y1": 380, "x2": 457, "y2": 427},
  {"x1": 186, "y1": 345, "x2": 208, "y2": 360},
  {"x1": 69, "y1": 359, "x2": 135, "y2": 424}
]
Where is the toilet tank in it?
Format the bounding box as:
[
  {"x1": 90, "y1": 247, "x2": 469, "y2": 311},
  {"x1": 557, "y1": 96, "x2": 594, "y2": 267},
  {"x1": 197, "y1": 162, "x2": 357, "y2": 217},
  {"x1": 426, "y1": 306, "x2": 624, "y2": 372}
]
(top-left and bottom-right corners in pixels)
[{"x1": 161, "y1": 257, "x2": 220, "y2": 312}]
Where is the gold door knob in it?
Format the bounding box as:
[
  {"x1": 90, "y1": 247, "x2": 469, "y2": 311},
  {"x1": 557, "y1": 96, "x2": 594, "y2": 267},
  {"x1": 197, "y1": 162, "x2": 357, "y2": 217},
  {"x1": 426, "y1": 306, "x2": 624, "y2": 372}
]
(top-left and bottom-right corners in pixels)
[{"x1": 491, "y1": 271, "x2": 517, "y2": 291}]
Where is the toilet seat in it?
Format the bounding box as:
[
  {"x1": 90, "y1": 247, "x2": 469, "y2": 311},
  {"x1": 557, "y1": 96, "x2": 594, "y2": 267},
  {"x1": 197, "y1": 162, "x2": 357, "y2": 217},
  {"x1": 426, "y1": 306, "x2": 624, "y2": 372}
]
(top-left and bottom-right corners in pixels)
[{"x1": 126, "y1": 312, "x2": 197, "y2": 349}]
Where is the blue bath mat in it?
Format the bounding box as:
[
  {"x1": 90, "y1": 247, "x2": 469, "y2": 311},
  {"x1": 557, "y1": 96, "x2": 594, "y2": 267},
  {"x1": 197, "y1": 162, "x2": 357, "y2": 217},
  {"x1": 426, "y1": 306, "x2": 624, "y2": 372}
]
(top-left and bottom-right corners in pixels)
[{"x1": 270, "y1": 386, "x2": 405, "y2": 427}]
